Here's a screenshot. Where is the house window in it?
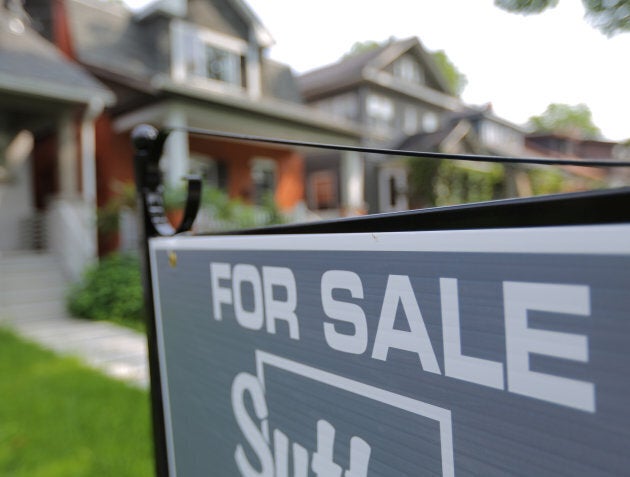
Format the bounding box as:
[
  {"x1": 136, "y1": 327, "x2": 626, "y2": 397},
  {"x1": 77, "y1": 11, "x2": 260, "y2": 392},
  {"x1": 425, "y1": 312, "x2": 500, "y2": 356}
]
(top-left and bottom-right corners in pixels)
[
  {"x1": 393, "y1": 56, "x2": 424, "y2": 84},
  {"x1": 422, "y1": 112, "x2": 439, "y2": 133},
  {"x1": 314, "y1": 93, "x2": 358, "y2": 121},
  {"x1": 204, "y1": 45, "x2": 242, "y2": 85},
  {"x1": 366, "y1": 93, "x2": 394, "y2": 131},
  {"x1": 251, "y1": 158, "x2": 276, "y2": 204},
  {"x1": 403, "y1": 106, "x2": 419, "y2": 135},
  {"x1": 308, "y1": 171, "x2": 337, "y2": 210},
  {"x1": 189, "y1": 153, "x2": 221, "y2": 188},
  {"x1": 173, "y1": 21, "x2": 246, "y2": 89}
]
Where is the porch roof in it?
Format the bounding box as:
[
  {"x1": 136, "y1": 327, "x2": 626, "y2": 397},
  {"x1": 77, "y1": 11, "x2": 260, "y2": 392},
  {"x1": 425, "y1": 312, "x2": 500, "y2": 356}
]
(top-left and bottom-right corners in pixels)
[{"x1": 0, "y1": 14, "x2": 114, "y2": 107}]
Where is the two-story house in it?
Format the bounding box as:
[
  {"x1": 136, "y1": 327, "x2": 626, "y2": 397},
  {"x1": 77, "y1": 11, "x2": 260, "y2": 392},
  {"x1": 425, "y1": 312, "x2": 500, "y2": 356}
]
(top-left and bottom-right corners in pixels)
[
  {"x1": 24, "y1": 0, "x2": 362, "y2": 256},
  {"x1": 298, "y1": 37, "x2": 466, "y2": 214}
]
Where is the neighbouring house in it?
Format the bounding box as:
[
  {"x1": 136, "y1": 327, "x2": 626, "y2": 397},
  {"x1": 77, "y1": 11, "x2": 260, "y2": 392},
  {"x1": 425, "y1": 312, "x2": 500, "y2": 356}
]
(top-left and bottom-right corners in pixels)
[
  {"x1": 527, "y1": 132, "x2": 621, "y2": 160},
  {"x1": 0, "y1": 1, "x2": 115, "y2": 278},
  {"x1": 526, "y1": 132, "x2": 629, "y2": 190},
  {"x1": 23, "y1": 0, "x2": 362, "y2": 257},
  {"x1": 298, "y1": 37, "x2": 466, "y2": 214},
  {"x1": 401, "y1": 105, "x2": 532, "y2": 205}
]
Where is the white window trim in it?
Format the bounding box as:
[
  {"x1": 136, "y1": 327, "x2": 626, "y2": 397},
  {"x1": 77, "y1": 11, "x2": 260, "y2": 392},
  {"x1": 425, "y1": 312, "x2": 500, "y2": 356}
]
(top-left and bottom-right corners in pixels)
[{"x1": 170, "y1": 20, "x2": 248, "y2": 87}]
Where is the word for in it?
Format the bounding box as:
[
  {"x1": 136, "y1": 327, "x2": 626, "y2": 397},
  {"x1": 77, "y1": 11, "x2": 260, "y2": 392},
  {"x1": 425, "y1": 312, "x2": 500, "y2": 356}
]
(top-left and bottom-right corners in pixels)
[
  {"x1": 232, "y1": 372, "x2": 371, "y2": 477},
  {"x1": 211, "y1": 263, "x2": 594, "y2": 412}
]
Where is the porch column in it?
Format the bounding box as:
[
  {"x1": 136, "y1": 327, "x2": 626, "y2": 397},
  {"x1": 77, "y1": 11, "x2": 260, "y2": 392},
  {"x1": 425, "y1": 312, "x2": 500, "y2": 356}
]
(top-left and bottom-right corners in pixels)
[
  {"x1": 58, "y1": 111, "x2": 78, "y2": 198},
  {"x1": 164, "y1": 107, "x2": 189, "y2": 189},
  {"x1": 80, "y1": 100, "x2": 103, "y2": 260},
  {"x1": 340, "y1": 150, "x2": 365, "y2": 216}
]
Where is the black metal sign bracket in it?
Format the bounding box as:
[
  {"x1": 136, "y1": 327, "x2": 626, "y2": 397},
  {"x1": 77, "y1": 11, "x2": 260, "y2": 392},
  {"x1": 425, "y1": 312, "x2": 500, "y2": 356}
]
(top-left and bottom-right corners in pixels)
[
  {"x1": 132, "y1": 123, "x2": 202, "y2": 477},
  {"x1": 132, "y1": 124, "x2": 202, "y2": 237}
]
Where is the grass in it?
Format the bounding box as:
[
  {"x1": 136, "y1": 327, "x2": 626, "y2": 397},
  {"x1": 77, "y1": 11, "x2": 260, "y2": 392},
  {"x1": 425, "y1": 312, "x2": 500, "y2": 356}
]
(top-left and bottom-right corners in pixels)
[{"x1": 0, "y1": 328, "x2": 155, "y2": 477}]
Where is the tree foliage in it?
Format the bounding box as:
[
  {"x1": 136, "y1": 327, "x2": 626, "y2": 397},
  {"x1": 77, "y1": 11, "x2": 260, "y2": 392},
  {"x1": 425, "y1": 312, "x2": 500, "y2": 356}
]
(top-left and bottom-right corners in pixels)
[
  {"x1": 528, "y1": 103, "x2": 602, "y2": 138},
  {"x1": 495, "y1": 0, "x2": 559, "y2": 14},
  {"x1": 494, "y1": 0, "x2": 630, "y2": 36},
  {"x1": 582, "y1": 0, "x2": 630, "y2": 36},
  {"x1": 431, "y1": 50, "x2": 468, "y2": 95},
  {"x1": 343, "y1": 40, "x2": 386, "y2": 58},
  {"x1": 407, "y1": 158, "x2": 506, "y2": 208}
]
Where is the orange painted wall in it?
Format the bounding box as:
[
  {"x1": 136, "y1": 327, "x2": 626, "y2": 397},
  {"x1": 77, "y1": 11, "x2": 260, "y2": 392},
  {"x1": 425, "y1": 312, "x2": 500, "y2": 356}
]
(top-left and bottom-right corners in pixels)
[
  {"x1": 189, "y1": 136, "x2": 305, "y2": 210},
  {"x1": 276, "y1": 151, "x2": 304, "y2": 210}
]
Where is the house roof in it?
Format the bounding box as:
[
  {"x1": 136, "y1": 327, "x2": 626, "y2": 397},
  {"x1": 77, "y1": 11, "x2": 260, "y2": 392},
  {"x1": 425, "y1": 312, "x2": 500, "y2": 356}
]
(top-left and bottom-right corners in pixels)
[
  {"x1": 450, "y1": 105, "x2": 528, "y2": 134},
  {"x1": 134, "y1": 0, "x2": 273, "y2": 47},
  {"x1": 0, "y1": 11, "x2": 114, "y2": 106},
  {"x1": 65, "y1": 0, "x2": 163, "y2": 83},
  {"x1": 62, "y1": 0, "x2": 294, "y2": 103},
  {"x1": 298, "y1": 37, "x2": 455, "y2": 105},
  {"x1": 396, "y1": 120, "x2": 483, "y2": 155}
]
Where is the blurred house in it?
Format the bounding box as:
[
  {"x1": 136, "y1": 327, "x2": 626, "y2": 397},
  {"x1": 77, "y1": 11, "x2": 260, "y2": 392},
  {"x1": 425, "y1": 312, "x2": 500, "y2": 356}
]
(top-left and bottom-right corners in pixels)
[
  {"x1": 298, "y1": 37, "x2": 465, "y2": 214},
  {"x1": 20, "y1": 0, "x2": 360, "y2": 263},
  {"x1": 299, "y1": 37, "x2": 623, "y2": 213},
  {"x1": 0, "y1": 0, "x2": 114, "y2": 278},
  {"x1": 526, "y1": 132, "x2": 627, "y2": 189}
]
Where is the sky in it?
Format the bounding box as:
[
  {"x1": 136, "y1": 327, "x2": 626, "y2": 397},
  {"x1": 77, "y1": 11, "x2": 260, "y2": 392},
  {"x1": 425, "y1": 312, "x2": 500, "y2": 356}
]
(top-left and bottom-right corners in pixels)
[{"x1": 125, "y1": 0, "x2": 630, "y2": 141}]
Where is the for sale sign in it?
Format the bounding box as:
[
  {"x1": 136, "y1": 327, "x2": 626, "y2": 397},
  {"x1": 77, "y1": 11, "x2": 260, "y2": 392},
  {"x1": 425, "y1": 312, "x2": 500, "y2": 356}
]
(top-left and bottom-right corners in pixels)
[{"x1": 149, "y1": 224, "x2": 630, "y2": 476}]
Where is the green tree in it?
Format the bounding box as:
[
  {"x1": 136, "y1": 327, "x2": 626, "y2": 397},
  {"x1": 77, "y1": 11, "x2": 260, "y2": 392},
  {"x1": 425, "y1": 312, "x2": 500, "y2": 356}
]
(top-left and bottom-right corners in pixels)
[
  {"x1": 431, "y1": 50, "x2": 468, "y2": 96},
  {"x1": 342, "y1": 39, "x2": 387, "y2": 58},
  {"x1": 528, "y1": 103, "x2": 602, "y2": 138},
  {"x1": 494, "y1": 0, "x2": 630, "y2": 36}
]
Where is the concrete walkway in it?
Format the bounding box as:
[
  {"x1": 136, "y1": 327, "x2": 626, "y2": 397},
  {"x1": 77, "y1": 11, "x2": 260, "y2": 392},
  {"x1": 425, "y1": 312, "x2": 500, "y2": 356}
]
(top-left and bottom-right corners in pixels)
[{"x1": 0, "y1": 252, "x2": 149, "y2": 389}]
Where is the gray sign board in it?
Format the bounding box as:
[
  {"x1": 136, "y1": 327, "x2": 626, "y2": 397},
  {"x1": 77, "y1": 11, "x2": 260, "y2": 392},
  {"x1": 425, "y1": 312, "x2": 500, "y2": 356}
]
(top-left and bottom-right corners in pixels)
[{"x1": 150, "y1": 224, "x2": 630, "y2": 476}]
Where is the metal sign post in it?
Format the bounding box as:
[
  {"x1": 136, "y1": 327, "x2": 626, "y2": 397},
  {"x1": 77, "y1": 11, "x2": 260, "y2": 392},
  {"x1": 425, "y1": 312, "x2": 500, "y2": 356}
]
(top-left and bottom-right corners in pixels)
[
  {"x1": 132, "y1": 125, "x2": 201, "y2": 477},
  {"x1": 133, "y1": 124, "x2": 630, "y2": 476}
]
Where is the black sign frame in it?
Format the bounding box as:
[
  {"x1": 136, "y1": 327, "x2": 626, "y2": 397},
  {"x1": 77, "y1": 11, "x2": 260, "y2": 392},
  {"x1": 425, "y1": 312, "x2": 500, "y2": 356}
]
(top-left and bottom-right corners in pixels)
[{"x1": 132, "y1": 125, "x2": 630, "y2": 476}]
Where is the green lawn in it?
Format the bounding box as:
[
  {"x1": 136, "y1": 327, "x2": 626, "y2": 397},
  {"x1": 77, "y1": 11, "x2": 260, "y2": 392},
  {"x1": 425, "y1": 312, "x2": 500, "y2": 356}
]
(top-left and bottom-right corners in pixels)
[{"x1": 0, "y1": 328, "x2": 155, "y2": 477}]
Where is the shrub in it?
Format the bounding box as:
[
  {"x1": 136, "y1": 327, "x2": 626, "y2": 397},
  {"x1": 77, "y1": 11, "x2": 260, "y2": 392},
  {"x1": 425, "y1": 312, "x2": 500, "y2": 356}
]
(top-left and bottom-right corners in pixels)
[{"x1": 67, "y1": 254, "x2": 145, "y2": 330}]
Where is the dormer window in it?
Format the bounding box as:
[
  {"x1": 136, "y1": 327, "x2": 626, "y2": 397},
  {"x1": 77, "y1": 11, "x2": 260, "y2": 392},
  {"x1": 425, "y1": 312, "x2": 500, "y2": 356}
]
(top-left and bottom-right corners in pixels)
[
  {"x1": 202, "y1": 45, "x2": 242, "y2": 85},
  {"x1": 172, "y1": 20, "x2": 247, "y2": 89},
  {"x1": 393, "y1": 56, "x2": 424, "y2": 85}
]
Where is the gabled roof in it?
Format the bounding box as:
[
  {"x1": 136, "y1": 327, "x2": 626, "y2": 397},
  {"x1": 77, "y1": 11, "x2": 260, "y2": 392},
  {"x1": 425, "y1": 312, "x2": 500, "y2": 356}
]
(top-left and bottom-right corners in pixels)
[
  {"x1": 396, "y1": 119, "x2": 484, "y2": 155},
  {"x1": 65, "y1": 0, "x2": 162, "y2": 83},
  {"x1": 298, "y1": 37, "x2": 453, "y2": 102},
  {"x1": 0, "y1": 11, "x2": 114, "y2": 105},
  {"x1": 134, "y1": 0, "x2": 273, "y2": 47},
  {"x1": 450, "y1": 105, "x2": 528, "y2": 134}
]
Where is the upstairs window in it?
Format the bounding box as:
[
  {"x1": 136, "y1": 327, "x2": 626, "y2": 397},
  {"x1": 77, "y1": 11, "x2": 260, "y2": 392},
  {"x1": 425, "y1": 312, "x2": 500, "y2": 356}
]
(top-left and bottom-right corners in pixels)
[
  {"x1": 173, "y1": 21, "x2": 246, "y2": 89},
  {"x1": 313, "y1": 93, "x2": 359, "y2": 121},
  {"x1": 366, "y1": 93, "x2": 394, "y2": 131},
  {"x1": 203, "y1": 45, "x2": 242, "y2": 85},
  {"x1": 393, "y1": 56, "x2": 424, "y2": 85},
  {"x1": 403, "y1": 106, "x2": 419, "y2": 135}
]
